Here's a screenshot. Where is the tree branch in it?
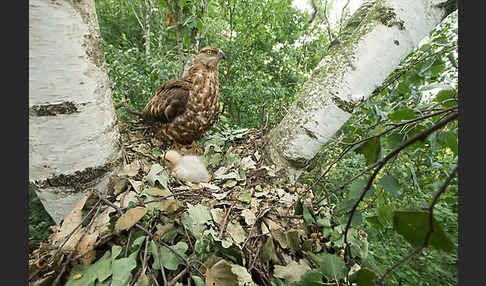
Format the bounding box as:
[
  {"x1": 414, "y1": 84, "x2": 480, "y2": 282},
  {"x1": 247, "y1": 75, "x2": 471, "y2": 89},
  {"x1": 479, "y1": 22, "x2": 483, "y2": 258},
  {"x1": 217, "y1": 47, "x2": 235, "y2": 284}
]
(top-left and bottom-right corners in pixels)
[
  {"x1": 342, "y1": 111, "x2": 457, "y2": 261},
  {"x1": 376, "y1": 165, "x2": 458, "y2": 285}
]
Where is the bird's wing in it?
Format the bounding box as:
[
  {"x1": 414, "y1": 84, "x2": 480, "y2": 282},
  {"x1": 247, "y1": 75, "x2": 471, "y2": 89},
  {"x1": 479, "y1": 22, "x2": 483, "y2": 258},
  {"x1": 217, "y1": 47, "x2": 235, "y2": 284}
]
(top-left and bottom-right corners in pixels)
[{"x1": 142, "y1": 79, "x2": 191, "y2": 123}]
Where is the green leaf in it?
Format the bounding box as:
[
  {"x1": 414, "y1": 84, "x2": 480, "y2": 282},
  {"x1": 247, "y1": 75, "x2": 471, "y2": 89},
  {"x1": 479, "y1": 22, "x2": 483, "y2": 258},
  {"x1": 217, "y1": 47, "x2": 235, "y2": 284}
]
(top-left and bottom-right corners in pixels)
[
  {"x1": 355, "y1": 137, "x2": 381, "y2": 166},
  {"x1": 191, "y1": 275, "x2": 205, "y2": 286},
  {"x1": 150, "y1": 241, "x2": 188, "y2": 270},
  {"x1": 316, "y1": 216, "x2": 331, "y2": 228},
  {"x1": 438, "y1": 131, "x2": 458, "y2": 155},
  {"x1": 378, "y1": 175, "x2": 400, "y2": 197},
  {"x1": 349, "y1": 179, "x2": 374, "y2": 199},
  {"x1": 434, "y1": 89, "x2": 455, "y2": 106},
  {"x1": 307, "y1": 252, "x2": 347, "y2": 281},
  {"x1": 393, "y1": 211, "x2": 455, "y2": 252},
  {"x1": 335, "y1": 198, "x2": 355, "y2": 214},
  {"x1": 286, "y1": 230, "x2": 300, "y2": 253},
  {"x1": 182, "y1": 203, "x2": 212, "y2": 240},
  {"x1": 65, "y1": 264, "x2": 97, "y2": 286},
  {"x1": 396, "y1": 81, "x2": 410, "y2": 96},
  {"x1": 95, "y1": 251, "x2": 113, "y2": 282},
  {"x1": 349, "y1": 179, "x2": 366, "y2": 198},
  {"x1": 112, "y1": 245, "x2": 123, "y2": 260},
  {"x1": 143, "y1": 164, "x2": 169, "y2": 188},
  {"x1": 111, "y1": 251, "x2": 138, "y2": 286},
  {"x1": 339, "y1": 211, "x2": 363, "y2": 226},
  {"x1": 294, "y1": 199, "x2": 303, "y2": 215},
  {"x1": 366, "y1": 216, "x2": 384, "y2": 231},
  {"x1": 303, "y1": 204, "x2": 316, "y2": 226},
  {"x1": 409, "y1": 165, "x2": 421, "y2": 192},
  {"x1": 377, "y1": 205, "x2": 393, "y2": 227},
  {"x1": 388, "y1": 108, "x2": 416, "y2": 122},
  {"x1": 133, "y1": 271, "x2": 150, "y2": 286},
  {"x1": 272, "y1": 278, "x2": 286, "y2": 286},
  {"x1": 349, "y1": 267, "x2": 379, "y2": 286},
  {"x1": 386, "y1": 132, "x2": 404, "y2": 150},
  {"x1": 291, "y1": 271, "x2": 324, "y2": 286},
  {"x1": 260, "y1": 237, "x2": 279, "y2": 264}
]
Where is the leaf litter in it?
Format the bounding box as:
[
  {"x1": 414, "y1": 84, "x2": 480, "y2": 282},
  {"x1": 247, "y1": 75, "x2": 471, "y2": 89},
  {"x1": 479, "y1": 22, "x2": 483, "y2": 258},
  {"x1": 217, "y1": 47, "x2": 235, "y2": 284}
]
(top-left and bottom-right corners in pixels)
[{"x1": 29, "y1": 121, "x2": 370, "y2": 286}]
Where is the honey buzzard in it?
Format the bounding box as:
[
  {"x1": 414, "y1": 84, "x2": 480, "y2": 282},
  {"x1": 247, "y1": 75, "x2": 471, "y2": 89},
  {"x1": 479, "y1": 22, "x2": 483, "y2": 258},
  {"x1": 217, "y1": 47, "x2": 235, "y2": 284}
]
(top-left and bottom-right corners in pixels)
[{"x1": 141, "y1": 46, "x2": 226, "y2": 148}]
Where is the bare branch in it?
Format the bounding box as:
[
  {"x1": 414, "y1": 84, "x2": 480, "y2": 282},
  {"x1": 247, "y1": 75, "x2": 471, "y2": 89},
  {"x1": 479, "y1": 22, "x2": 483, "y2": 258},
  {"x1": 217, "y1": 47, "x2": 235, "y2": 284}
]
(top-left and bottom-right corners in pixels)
[
  {"x1": 376, "y1": 166, "x2": 458, "y2": 285},
  {"x1": 342, "y1": 111, "x2": 457, "y2": 261}
]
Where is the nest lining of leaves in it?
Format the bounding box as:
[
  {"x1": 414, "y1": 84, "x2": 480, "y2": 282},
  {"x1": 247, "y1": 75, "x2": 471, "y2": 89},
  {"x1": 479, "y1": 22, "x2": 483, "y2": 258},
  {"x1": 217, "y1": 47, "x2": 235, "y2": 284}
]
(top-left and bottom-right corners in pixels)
[{"x1": 29, "y1": 120, "x2": 370, "y2": 286}]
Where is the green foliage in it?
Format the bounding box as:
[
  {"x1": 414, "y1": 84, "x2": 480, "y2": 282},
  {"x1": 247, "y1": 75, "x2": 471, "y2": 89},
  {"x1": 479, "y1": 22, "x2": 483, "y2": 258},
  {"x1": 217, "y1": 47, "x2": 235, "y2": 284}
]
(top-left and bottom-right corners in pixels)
[
  {"x1": 300, "y1": 10, "x2": 458, "y2": 286},
  {"x1": 393, "y1": 210, "x2": 455, "y2": 253},
  {"x1": 28, "y1": 184, "x2": 54, "y2": 253},
  {"x1": 87, "y1": 3, "x2": 458, "y2": 286},
  {"x1": 97, "y1": 0, "x2": 329, "y2": 128},
  {"x1": 306, "y1": 252, "x2": 347, "y2": 281}
]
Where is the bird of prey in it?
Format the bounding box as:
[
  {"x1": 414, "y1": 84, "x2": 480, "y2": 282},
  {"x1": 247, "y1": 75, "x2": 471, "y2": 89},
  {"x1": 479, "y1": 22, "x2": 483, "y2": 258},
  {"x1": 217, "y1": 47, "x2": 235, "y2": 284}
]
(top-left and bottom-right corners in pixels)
[{"x1": 141, "y1": 46, "x2": 226, "y2": 152}]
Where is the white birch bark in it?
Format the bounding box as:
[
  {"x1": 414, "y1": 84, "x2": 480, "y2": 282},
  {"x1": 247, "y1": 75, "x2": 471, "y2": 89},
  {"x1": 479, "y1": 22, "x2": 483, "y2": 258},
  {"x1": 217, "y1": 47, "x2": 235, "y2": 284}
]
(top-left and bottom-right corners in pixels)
[
  {"x1": 265, "y1": 0, "x2": 456, "y2": 182},
  {"x1": 29, "y1": 0, "x2": 122, "y2": 224}
]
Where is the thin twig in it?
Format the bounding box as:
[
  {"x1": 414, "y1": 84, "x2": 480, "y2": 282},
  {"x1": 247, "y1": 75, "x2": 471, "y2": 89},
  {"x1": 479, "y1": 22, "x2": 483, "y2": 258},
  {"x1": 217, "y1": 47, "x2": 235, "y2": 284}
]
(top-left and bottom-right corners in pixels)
[
  {"x1": 342, "y1": 112, "x2": 458, "y2": 262},
  {"x1": 336, "y1": 111, "x2": 457, "y2": 191},
  {"x1": 242, "y1": 207, "x2": 271, "y2": 249},
  {"x1": 53, "y1": 202, "x2": 102, "y2": 285},
  {"x1": 219, "y1": 201, "x2": 237, "y2": 239},
  {"x1": 376, "y1": 166, "x2": 458, "y2": 285},
  {"x1": 134, "y1": 224, "x2": 205, "y2": 278},
  {"x1": 125, "y1": 230, "x2": 132, "y2": 257},
  {"x1": 156, "y1": 242, "x2": 168, "y2": 286},
  {"x1": 168, "y1": 266, "x2": 190, "y2": 286},
  {"x1": 308, "y1": 0, "x2": 318, "y2": 24},
  {"x1": 46, "y1": 199, "x2": 102, "y2": 267},
  {"x1": 94, "y1": 190, "x2": 204, "y2": 278}
]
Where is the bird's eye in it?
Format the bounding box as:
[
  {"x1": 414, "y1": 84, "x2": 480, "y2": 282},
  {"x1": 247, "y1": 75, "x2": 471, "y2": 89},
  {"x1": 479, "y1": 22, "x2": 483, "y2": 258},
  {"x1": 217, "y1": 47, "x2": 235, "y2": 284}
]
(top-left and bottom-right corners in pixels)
[{"x1": 207, "y1": 50, "x2": 212, "y2": 55}]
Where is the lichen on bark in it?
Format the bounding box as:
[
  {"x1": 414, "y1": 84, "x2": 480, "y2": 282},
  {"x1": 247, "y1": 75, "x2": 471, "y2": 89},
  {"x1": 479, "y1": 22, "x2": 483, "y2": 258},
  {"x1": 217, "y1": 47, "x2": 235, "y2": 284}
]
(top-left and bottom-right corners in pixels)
[
  {"x1": 264, "y1": 0, "x2": 410, "y2": 181},
  {"x1": 68, "y1": 0, "x2": 107, "y2": 70},
  {"x1": 33, "y1": 158, "x2": 121, "y2": 194}
]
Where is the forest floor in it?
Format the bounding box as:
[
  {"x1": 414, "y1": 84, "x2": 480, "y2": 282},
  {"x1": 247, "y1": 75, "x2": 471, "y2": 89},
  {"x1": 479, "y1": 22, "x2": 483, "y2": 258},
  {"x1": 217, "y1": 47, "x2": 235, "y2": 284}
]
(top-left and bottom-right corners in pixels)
[{"x1": 28, "y1": 119, "x2": 361, "y2": 286}]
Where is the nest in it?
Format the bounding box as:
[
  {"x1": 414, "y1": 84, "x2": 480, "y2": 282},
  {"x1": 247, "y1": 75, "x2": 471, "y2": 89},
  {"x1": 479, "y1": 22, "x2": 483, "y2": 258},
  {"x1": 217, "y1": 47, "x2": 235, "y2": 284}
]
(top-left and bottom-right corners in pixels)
[{"x1": 29, "y1": 120, "x2": 367, "y2": 286}]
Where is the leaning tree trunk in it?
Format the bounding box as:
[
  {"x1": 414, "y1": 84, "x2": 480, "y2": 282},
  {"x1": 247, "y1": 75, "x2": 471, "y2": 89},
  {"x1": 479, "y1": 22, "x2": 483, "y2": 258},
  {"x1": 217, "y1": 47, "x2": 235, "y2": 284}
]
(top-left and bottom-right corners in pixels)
[
  {"x1": 264, "y1": 0, "x2": 457, "y2": 183},
  {"x1": 29, "y1": 0, "x2": 122, "y2": 224}
]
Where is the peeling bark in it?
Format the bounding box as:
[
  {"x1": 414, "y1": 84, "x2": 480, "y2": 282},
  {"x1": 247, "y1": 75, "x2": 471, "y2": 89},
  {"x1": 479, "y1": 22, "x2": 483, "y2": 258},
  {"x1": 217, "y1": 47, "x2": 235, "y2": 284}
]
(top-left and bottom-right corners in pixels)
[
  {"x1": 264, "y1": 0, "x2": 456, "y2": 182},
  {"x1": 29, "y1": 0, "x2": 122, "y2": 224}
]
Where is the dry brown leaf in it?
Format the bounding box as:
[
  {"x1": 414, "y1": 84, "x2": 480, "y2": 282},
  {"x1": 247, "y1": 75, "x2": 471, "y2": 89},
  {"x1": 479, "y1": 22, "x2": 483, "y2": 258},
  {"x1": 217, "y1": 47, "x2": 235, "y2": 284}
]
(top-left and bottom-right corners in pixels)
[
  {"x1": 128, "y1": 179, "x2": 143, "y2": 193},
  {"x1": 118, "y1": 161, "x2": 141, "y2": 177},
  {"x1": 210, "y1": 208, "x2": 225, "y2": 225},
  {"x1": 240, "y1": 156, "x2": 256, "y2": 170},
  {"x1": 263, "y1": 218, "x2": 282, "y2": 232},
  {"x1": 159, "y1": 199, "x2": 183, "y2": 214},
  {"x1": 241, "y1": 209, "x2": 257, "y2": 226},
  {"x1": 50, "y1": 191, "x2": 92, "y2": 252},
  {"x1": 145, "y1": 187, "x2": 171, "y2": 197},
  {"x1": 91, "y1": 206, "x2": 116, "y2": 236},
  {"x1": 78, "y1": 249, "x2": 97, "y2": 265},
  {"x1": 117, "y1": 191, "x2": 140, "y2": 208},
  {"x1": 115, "y1": 207, "x2": 148, "y2": 232},
  {"x1": 226, "y1": 221, "x2": 247, "y2": 245}
]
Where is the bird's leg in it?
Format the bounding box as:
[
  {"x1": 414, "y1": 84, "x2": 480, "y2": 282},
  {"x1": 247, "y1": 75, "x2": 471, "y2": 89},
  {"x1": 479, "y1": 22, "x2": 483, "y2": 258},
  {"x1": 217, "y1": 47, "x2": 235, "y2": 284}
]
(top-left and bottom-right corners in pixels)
[
  {"x1": 170, "y1": 140, "x2": 183, "y2": 153},
  {"x1": 187, "y1": 141, "x2": 204, "y2": 155}
]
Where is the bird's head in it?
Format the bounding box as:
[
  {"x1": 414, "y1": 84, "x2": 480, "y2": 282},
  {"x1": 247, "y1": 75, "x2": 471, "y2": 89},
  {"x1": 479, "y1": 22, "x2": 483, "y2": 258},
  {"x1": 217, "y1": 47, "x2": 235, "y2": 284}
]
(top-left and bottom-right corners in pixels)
[
  {"x1": 164, "y1": 150, "x2": 182, "y2": 168},
  {"x1": 196, "y1": 46, "x2": 226, "y2": 68}
]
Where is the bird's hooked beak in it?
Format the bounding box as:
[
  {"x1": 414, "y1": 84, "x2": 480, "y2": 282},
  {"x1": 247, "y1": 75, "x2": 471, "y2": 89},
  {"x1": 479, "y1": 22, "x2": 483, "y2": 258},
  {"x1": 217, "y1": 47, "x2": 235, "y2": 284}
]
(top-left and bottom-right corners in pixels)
[{"x1": 219, "y1": 51, "x2": 226, "y2": 60}]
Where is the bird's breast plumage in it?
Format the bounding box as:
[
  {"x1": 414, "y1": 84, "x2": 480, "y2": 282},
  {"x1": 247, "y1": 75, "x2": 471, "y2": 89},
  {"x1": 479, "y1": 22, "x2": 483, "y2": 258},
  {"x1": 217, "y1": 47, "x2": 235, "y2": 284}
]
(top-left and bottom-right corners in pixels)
[{"x1": 159, "y1": 68, "x2": 220, "y2": 144}]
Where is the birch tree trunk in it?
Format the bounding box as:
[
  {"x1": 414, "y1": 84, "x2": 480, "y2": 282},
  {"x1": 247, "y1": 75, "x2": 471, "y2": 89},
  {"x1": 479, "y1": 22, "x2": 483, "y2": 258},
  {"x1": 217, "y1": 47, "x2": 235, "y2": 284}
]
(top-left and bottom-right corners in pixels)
[
  {"x1": 29, "y1": 0, "x2": 122, "y2": 224},
  {"x1": 264, "y1": 0, "x2": 457, "y2": 183}
]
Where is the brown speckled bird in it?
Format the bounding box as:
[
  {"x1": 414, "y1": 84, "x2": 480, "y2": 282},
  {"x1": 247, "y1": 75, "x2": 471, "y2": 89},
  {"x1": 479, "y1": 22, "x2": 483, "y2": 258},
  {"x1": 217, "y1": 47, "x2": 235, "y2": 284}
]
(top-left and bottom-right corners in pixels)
[{"x1": 141, "y1": 46, "x2": 226, "y2": 151}]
